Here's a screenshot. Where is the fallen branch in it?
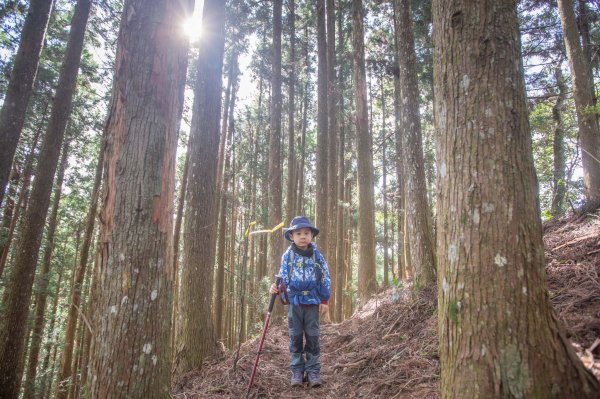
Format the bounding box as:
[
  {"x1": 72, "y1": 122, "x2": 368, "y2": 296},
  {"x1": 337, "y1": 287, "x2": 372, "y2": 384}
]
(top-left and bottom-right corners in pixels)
[
  {"x1": 332, "y1": 358, "x2": 368, "y2": 371},
  {"x1": 589, "y1": 338, "x2": 600, "y2": 353},
  {"x1": 553, "y1": 234, "x2": 598, "y2": 251}
]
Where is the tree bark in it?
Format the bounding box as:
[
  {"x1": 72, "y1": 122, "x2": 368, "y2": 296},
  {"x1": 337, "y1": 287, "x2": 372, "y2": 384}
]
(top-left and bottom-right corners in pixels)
[
  {"x1": 433, "y1": 0, "x2": 600, "y2": 396},
  {"x1": 89, "y1": 0, "x2": 192, "y2": 396},
  {"x1": 0, "y1": 0, "x2": 90, "y2": 396},
  {"x1": 22, "y1": 139, "x2": 69, "y2": 399},
  {"x1": 557, "y1": 0, "x2": 600, "y2": 204},
  {"x1": 0, "y1": 0, "x2": 54, "y2": 206},
  {"x1": 55, "y1": 131, "x2": 104, "y2": 399},
  {"x1": 352, "y1": 0, "x2": 378, "y2": 305},
  {"x1": 174, "y1": 0, "x2": 225, "y2": 377},
  {"x1": 316, "y1": 0, "x2": 329, "y2": 254},
  {"x1": 395, "y1": 0, "x2": 436, "y2": 290}
]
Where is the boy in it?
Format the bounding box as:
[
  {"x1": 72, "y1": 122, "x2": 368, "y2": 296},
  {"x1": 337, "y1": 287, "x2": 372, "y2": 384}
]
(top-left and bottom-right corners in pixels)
[{"x1": 269, "y1": 216, "x2": 331, "y2": 387}]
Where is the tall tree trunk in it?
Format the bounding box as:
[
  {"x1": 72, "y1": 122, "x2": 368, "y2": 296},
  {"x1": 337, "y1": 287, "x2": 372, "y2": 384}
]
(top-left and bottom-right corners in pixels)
[
  {"x1": 326, "y1": 0, "x2": 338, "y2": 321},
  {"x1": 171, "y1": 142, "x2": 190, "y2": 351},
  {"x1": 343, "y1": 177, "x2": 354, "y2": 320},
  {"x1": 38, "y1": 266, "x2": 63, "y2": 398},
  {"x1": 22, "y1": 138, "x2": 69, "y2": 399},
  {"x1": 78, "y1": 251, "x2": 99, "y2": 395},
  {"x1": 557, "y1": 0, "x2": 600, "y2": 205},
  {"x1": 286, "y1": 0, "x2": 297, "y2": 222},
  {"x1": 0, "y1": 0, "x2": 54, "y2": 206},
  {"x1": 55, "y1": 132, "x2": 104, "y2": 399},
  {"x1": 334, "y1": 0, "x2": 346, "y2": 321},
  {"x1": 217, "y1": 52, "x2": 237, "y2": 195},
  {"x1": 0, "y1": 119, "x2": 43, "y2": 279},
  {"x1": 392, "y1": 2, "x2": 407, "y2": 282},
  {"x1": 577, "y1": 0, "x2": 596, "y2": 93},
  {"x1": 383, "y1": 155, "x2": 389, "y2": 286},
  {"x1": 0, "y1": 0, "x2": 91, "y2": 395},
  {"x1": 551, "y1": 65, "x2": 568, "y2": 217},
  {"x1": 395, "y1": 0, "x2": 436, "y2": 290},
  {"x1": 316, "y1": 0, "x2": 329, "y2": 253},
  {"x1": 381, "y1": 76, "x2": 389, "y2": 287},
  {"x1": 0, "y1": 164, "x2": 19, "y2": 253},
  {"x1": 296, "y1": 70, "x2": 309, "y2": 215},
  {"x1": 215, "y1": 82, "x2": 237, "y2": 341},
  {"x1": 45, "y1": 338, "x2": 60, "y2": 398},
  {"x1": 174, "y1": 0, "x2": 224, "y2": 377},
  {"x1": 89, "y1": 0, "x2": 192, "y2": 395},
  {"x1": 268, "y1": 0, "x2": 284, "y2": 310},
  {"x1": 433, "y1": 0, "x2": 600, "y2": 397},
  {"x1": 70, "y1": 316, "x2": 86, "y2": 399},
  {"x1": 352, "y1": 0, "x2": 378, "y2": 305}
]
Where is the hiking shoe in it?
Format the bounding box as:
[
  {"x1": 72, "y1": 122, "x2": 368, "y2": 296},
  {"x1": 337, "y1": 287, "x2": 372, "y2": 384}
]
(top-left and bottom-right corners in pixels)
[
  {"x1": 308, "y1": 371, "x2": 321, "y2": 387},
  {"x1": 290, "y1": 370, "x2": 303, "y2": 386}
]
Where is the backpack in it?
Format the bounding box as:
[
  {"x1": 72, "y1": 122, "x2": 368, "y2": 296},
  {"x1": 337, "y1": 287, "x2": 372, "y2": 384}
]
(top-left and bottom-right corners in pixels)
[{"x1": 278, "y1": 250, "x2": 324, "y2": 305}]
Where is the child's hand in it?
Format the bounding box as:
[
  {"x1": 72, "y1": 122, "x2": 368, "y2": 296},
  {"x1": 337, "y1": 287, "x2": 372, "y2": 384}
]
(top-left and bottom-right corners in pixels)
[
  {"x1": 269, "y1": 283, "x2": 278, "y2": 295},
  {"x1": 320, "y1": 304, "x2": 331, "y2": 323}
]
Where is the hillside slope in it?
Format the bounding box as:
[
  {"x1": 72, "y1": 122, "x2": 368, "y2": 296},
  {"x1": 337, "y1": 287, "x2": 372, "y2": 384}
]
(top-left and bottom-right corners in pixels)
[{"x1": 173, "y1": 212, "x2": 600, "y2": 398}]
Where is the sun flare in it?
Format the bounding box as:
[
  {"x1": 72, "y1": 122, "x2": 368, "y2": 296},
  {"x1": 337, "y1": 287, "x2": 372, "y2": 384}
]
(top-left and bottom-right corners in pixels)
[{"x1": 182, "y1": 17, "x2": 203, "y2": 42}]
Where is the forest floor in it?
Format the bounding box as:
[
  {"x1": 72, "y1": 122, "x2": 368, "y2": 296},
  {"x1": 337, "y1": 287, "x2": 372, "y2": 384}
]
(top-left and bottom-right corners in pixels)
[{"x1": 172, "y1": 211, "x2": 600, "y2": 398}]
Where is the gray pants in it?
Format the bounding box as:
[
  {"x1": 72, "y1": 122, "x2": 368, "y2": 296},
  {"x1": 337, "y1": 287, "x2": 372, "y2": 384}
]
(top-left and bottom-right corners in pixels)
[{"x1": 288, "y1": 304, "x2": 320, "y2": 373}]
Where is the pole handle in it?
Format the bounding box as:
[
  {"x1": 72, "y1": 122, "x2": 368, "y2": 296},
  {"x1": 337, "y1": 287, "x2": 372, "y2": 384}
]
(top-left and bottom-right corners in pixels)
[{"x1": 267, "y1": 277, "x2": 282, "y2": 313}]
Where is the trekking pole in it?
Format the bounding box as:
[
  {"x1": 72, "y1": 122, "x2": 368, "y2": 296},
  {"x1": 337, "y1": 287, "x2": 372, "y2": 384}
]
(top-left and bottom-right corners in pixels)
[{"x1": 245, "y1": 276, "x2": 281, "y2": 399}]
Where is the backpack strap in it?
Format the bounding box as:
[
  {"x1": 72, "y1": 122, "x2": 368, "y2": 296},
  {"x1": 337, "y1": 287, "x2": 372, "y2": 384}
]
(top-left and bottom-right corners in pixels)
[{"x1": 313, "y1": 252, "x2": 323, "y2": 283}]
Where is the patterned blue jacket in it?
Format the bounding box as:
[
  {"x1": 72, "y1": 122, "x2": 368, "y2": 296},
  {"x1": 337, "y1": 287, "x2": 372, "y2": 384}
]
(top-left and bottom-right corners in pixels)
[{"x1": 278, "y1": 243, "x2": 331, "y2": 306}]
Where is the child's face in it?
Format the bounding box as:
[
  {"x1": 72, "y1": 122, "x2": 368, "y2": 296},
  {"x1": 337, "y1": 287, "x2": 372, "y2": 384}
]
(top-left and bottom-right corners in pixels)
[{"x1": 291, "y1": 227, "x2": 313, "y2": 249}]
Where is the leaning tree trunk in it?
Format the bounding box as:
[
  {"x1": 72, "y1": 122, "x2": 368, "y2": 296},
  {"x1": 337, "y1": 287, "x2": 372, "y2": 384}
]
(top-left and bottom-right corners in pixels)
[
  {"x1": 0, "y1": 0, "x2": 53, "y2": 206},
  {"x1": 0, "y1": 1, "x2": 90, "y2": 396},
  {"x1": 89, "y1": 0, "x2": 192, "y2": 396},
  {"x1": 352, "y1": 0, "x2": 378, "y2": 305},
  {"x1": 174, "y1": 0, "x2": 225, "y2": 377},
  {"x1": 557, "y1": 0, "x2": 600, "y2": 205},
  {"x1": 394, "y1": 0, "x2": 436, "y2": 290},
  {"x1": 433, "y1": 0, "x2": 600, "y2": 397},
  {"x1": 21, "y1": 139, "x2": 69, "y2": 399}
]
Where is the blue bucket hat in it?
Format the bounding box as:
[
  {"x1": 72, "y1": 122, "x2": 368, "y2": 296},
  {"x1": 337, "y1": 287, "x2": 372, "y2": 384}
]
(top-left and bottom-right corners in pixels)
[{"x1": 283, "y1": 216, "x2": 319, "y2": 242}]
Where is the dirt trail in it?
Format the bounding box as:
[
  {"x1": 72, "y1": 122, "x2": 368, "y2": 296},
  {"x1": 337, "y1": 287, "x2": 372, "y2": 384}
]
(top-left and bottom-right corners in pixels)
[{"x1": 173, "y1": 211, "x2": 600, "y2": 398}]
